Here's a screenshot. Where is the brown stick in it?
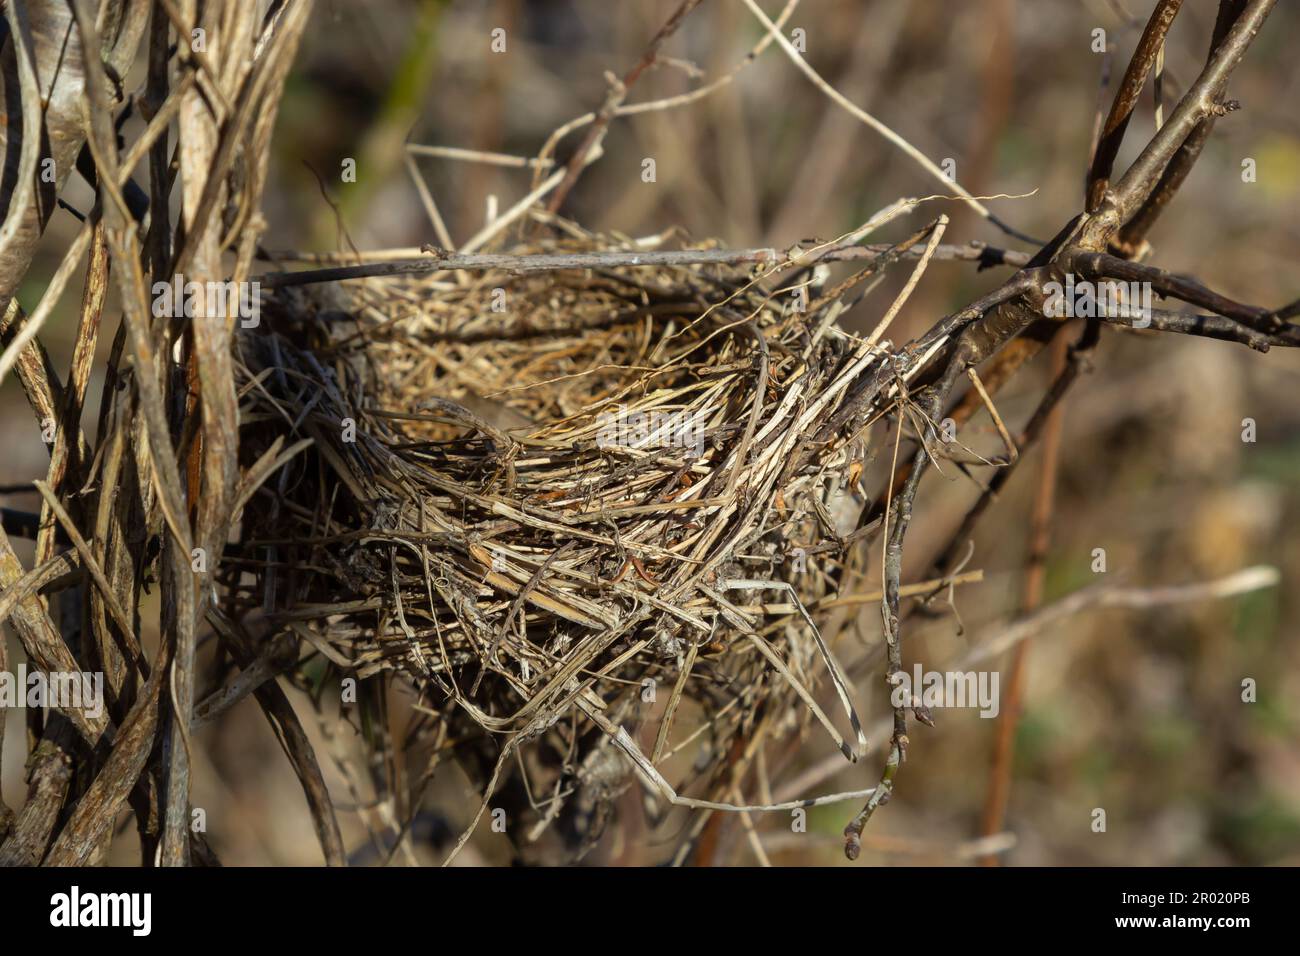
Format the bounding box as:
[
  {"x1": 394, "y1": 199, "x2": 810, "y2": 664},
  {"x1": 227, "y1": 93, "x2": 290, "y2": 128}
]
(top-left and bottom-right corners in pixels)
[
  {"x1": 545, "y1": 0, "x2": 707, "y2": 215},
  {"x1": 1117, "y1": 1, "x2": 1249, "y2": 253},
  {"x1": 1086, "y1": 0, "x2": 1185, "y2": 212},
  {"x1": 255, "y1": 241, "x2": 1031, "y2": 290},
  {"x1": 977, "y1": 330, "x2": 1069, "y2": 865},
  {"x1": 1098, "y1": 0, "x2": 1277, "y2": 234},
  {"x1": 0, "y1": 722, "x2": 76, "y2": 866}
]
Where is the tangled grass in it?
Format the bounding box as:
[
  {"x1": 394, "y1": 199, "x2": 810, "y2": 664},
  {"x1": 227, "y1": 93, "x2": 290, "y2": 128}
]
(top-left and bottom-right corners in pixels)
[
  {"x1": 1, "y1": 0, "x2": 1290, "y2": 869},
  {"x1": 229, "y1": 217, "x2": 976, "y2": 861}
]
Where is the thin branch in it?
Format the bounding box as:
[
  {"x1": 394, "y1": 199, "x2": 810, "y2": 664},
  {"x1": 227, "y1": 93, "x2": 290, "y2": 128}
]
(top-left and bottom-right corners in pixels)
[
  {"x1": 781, "y1": 566, "x2": 1280, "y2": 808},
  {"x1": 930, "y1": 321, "x2": 1100, "y2": 578},
  {"x1": 978, "y1": 331, "x2": 1068, "y2": 865},
  {"x1": 1098, "y1": 307, "x2": 1291, "y2": 351},
  {"x1": 1117, "y1": 0, "x2": 1250, "y2": 252},
  {"x1": 254, "y1": 240, "x2": 1029, "y2": 289},
  {"x1": 1069, "y1": 250, "x2": 1288, "y2": 334},
  {"x1": 1086, "y1": 0, "x2": 1185, "y2": 211},
  {"x1": 1090, "y1": 0, "x2": 1277, "y2": 237},
  {"x1": 740, "y1": 0, "x2": 1038, "y2": 244},
  {"x1": 545, "y1": 0, "x2": 706, "y2": 215}
]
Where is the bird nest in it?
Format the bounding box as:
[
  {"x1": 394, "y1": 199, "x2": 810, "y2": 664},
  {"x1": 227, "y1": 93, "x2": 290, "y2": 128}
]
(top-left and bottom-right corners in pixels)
[{"x1": 229, "y1": 226, "x2": 918, "y2": 861}]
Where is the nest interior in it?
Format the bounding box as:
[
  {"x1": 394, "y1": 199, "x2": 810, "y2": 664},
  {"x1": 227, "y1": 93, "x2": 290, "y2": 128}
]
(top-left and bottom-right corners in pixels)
[{"x1": 230, "y1": 227, "x2": 900, "y2": 860}]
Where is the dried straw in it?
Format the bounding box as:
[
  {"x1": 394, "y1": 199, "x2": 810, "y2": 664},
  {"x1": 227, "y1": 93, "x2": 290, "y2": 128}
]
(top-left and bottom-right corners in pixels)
[{"x1": 229, "y1": 214, "x2": 943, "y2": 860}]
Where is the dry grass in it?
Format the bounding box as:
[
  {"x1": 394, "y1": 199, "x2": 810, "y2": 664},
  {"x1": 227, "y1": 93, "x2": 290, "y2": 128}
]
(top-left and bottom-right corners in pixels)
[
  {"x1": 1, "y1": 0, "x2": 1294, "y2": 869},
  {"x1": 229, "y1": 214, "x2": 975, "y2": 861}
]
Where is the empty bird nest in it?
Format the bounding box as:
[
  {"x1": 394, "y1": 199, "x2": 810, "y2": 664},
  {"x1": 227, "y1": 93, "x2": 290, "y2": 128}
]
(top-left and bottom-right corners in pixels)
[{"x1": 228, "y1": 215, "x2": 964, "y2": 863}]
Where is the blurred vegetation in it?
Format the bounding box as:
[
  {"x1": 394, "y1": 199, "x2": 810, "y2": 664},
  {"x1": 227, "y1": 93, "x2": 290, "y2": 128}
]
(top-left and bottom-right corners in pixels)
[{"x1": 3, "y1": 0, "x2": 1297, "y2": 865}]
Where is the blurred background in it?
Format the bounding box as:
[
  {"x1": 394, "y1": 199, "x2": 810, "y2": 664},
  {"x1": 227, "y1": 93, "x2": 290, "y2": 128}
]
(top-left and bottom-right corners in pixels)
[{"x1": 3, "y1": 0, "x2": 1298, "y2": 865}]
